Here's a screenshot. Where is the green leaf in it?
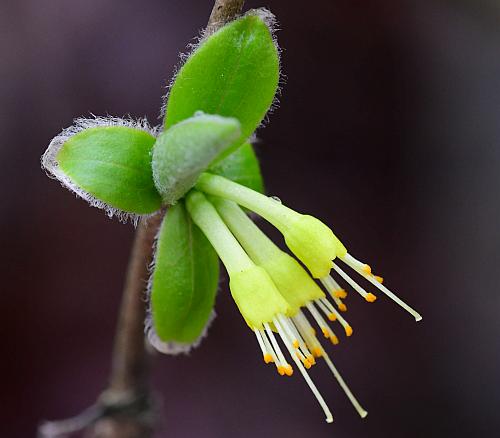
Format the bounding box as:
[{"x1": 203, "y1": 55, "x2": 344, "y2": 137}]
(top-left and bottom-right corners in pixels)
[
  {"x1": 56, "y1": 126, "x2": 162, "y2": 214},
  {"x1": 150, "y1": 202, "x2": 219, "y2": 347},
  {"x1": 165, "y1": 12, "x2": 279, "y2": 160},
  {"x1": 210, "y1": 142, "x2": 264, "y2": 193},
  {"x1": 152, "y1": 113, "x2": 241, "y2": 205}
]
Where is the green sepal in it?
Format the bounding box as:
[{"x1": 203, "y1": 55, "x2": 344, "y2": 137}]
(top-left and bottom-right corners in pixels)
[
  {"x1": 152, "y1": 114, "x2": 241, "y2": 205},
  {"x1": 210, "y1": 142, "x2": 264, "y2": 193},
  {"x1": 149, "y1": 202, "x2": 220, "y2": 349},
  {"x1": 55, "y1": 125, "x2": 162, "y2": 214},
  {"x1": 164, "y1": 11, "x2": 279, "y2": 160}
]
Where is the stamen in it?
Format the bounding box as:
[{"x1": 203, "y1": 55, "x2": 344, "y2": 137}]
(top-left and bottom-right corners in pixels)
[
  {"x1": 274, "y1": 318, "x2": 334, "y2": 423},
  {"x1": 319, "y1": 297, "x2": 336, "y2": 314},
  {"x1": 320, "y1": 276, "x2": 348, "y2": 310},
  {"x1": 276, "y1": 314, "x2": 300, "y2": 349},
  {"x1": 336, "y1": 289, "x2": 348, "y2": 298},
  {"x1": 255, "y1": 329, "x2": 273, "y2": 364},
  {"x1": 319, "y1": 345, "x2": 368, "y2": 419},
  {"x1": 329, "y1": 292, "x2": 348, "y2": 312},
  {"x1": 341, "y1": 254, "x2": 423, "y2": 321},
  {"x1": 297, "y1": 350, "x2": 313, "y2": 369},
  {"x1": 330, "y1": 334, "x2": 340, "y2": 345},
  {"x1": 275, "y1": 317, "x2": 313, "y2": 369},
  {"x1": 278, "y1": 315, "x2": 314, "y2": 365},
  {"x1": 333, "y1": 263, "x2": 373, "y2": 301},
  {"x1": 273, "y1": 314, "x2": 312, "y2": 369},
  {"x1": 336, "y1": 300, "x2": 348, "y2": 312},
  {"x1": 306, "y1": 303, "x2": 338, "y2": 342},
  {"x1": 321, "y1": 275, "x2": 348, "y2": 299},
  {"x1": 259, "y1": 329, "x2": 280, "y2": 370},
  {"x1": 293, "y1": 311, "x2": 323, "y2": 357},
  {"x1": 315, "y1": 299, "x2": 337, "y2": 322},
  {"x1": 264, "y1": 323, "x2": 292, "y2": 376},
  {"x1": 319, "y1": 298, "x2": 353, "y2": 337}
]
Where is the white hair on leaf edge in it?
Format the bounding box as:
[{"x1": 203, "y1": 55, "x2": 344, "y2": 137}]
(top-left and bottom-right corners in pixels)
[
  {"x1": 145, "y1": 310, "x2": 217, "y2": 355},
  {"x1": 249, "y1": 8, "x2": 284, "y2": 130},
  {"x1": 144, "y1": 221, "x2": 218, "y2": 355},
  {"x1": 160, "y1": 7, "x2": 282, "y2": 128},
  {"x1": 41, "y1": 115, "x2": 161, "y2": 226}
]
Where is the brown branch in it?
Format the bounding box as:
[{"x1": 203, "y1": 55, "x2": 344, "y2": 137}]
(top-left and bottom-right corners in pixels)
[
  {"x1": 108, "y1": 213, "x2": 162, "y2": 395},
  {"x1": 38, "y1": 1, "x2": 245, "y2": 437},
  {"x1": 205, "y1": 0, "x2": 245, "y2": 36},
  {"x1": 38, "y1": 213, "x2": 163, "y2": 438}
]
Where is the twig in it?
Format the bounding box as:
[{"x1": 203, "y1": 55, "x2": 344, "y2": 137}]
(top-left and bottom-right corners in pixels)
[
  {"x1": 38, "y1": 1, "x2": 245, "y2": 437},
  {"x1": 205, "y1": 0, "x2": 245, "y2": 36},
  {"x1": 107, "y1": 212, "x2": 162, "y2": 397},
  {"x1": 38, "y1": 213, "x2": 162, "y2": 438}
]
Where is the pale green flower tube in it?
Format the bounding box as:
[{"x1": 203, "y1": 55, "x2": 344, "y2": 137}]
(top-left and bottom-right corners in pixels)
[
  {"x1": 197, "y1": 173, "x2": 344, "y2": 278},
  {"x1": 185, "y1": 191, "x2": 290, "y2": 329},
  {"x1": 210, "y1": 196, "x2": 324, "y2": 314}
]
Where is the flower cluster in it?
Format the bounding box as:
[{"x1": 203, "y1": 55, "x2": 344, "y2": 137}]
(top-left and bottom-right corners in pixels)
[{"x1": 185, "y1": 172, "x2": 422, "y2": 422}]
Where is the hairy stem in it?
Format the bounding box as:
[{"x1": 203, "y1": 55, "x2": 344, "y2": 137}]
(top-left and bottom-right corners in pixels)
[{"x1": 38, "y1": 1, "x2": 245, "y2": 437}]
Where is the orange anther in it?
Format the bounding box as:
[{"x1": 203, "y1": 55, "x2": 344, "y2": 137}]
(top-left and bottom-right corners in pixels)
[
  {"x1": 330, "y1": 335, "x2": 339, "y2": 345},
  {"x1": 345, "y1": 325, "x2": 353, "y2": 337},
  {"x1": 363, "y1": 264, "x2": 372, "y2": 275},
  {"x1": 264, "y1": 353, "x2": 274, "y2": 364},
  {"x1": 328, "y1": 313, "x2": 337, "y2": 322},
  {"x1": 312, "y1": 347, "x2": 322, "y2": 358},
  {"x1": 338, "y1": 303, "x2": 347, "y2": 312},
  {"x1": 374, "y1": 275, "x2": 384, "y2": 284},
  {"x1": 321, "y1": 328, "x2": 330, "y2": 339},
  {"x1": 365, "y1": 293, "x2": 377, "y2": 303},
  {"x1": 335, "y1": 289, "x2": 348, "y2": 299}
]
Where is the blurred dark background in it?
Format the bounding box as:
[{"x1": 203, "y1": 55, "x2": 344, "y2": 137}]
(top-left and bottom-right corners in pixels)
[{"x1": 1, "y1": 0, "x2": 500, "y2": 437}]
